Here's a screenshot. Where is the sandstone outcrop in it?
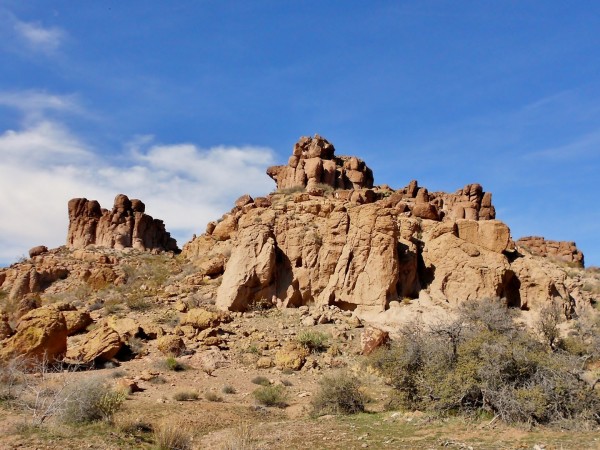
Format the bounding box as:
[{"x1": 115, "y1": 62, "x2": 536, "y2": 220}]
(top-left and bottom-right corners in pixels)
[
  {"x1": 266, "y1": 135, "x2": 374, "y2": 191},
  {"x1": 516, "y1": 236, "x2": 584, "y2": 268},
  {"x1": 67, "y1": 194, "x2": 178, "y2": 252},
  {"x1": 0, "y1": 307, "x2": 68, "y2": 365},
  {"x1": 183, "y1": 135, "x2": 576, "y2": 318}
]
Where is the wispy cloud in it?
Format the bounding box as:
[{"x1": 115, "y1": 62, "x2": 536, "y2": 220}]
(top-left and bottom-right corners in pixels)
[
  {"x1": 0, "y1": 9, "x2": 66, "y2": 56},
  {"x1": 0, "y1": 93, "x2": 275, "y2": 264},
  {"x1": 522, "y1": 129, "x2": 600, "y2": 161}
]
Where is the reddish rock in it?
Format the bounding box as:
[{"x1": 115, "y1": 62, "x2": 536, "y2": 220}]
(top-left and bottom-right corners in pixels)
[
  {"x1": 517, "y1": 236, "x2": 585, "y2": 267},
  {"x1": 361, "y1": 327, "x2": 389, "y2": 355},
  {"x1": 28, "y1": 246, "x2": 48, "y2": 258},
  {"x1": 66, "y1": 194, "x2": 178, "y2": 252}
]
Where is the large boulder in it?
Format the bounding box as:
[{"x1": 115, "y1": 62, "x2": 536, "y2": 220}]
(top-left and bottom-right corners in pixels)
[
  {"x1": 65, "y1": 324, "x2": 122, "y2": 364},
  {"x1": 0, "y1": 307, "x2": 68, "y2": 366},
  {"x1": 516, "y1": 236, "x2": 584, "y2": 268}
]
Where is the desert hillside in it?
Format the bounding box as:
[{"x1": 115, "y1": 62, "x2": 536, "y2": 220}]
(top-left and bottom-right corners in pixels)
[{"x1": 1, "y1": 136, "x2": 599, "y2": 449}]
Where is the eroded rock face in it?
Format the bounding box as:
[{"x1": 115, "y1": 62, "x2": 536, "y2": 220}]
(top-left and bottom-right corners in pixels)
[
  {"x1": 67, "y1": 194, "x2": 178, "y2": 252},
  {"x1": 183, "y1": 135, "x2": 575, "y2": 316},
  {"x1": 266, "y1": 135, "x2": 374, "y2": 191},
  {"x1": 517, "y1": 236, "x2": 584, "y2": 268}
]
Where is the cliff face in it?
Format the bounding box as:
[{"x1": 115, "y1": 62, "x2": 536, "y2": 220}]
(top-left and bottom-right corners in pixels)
[
  {"x1": 182, "y1": 135, "x2": 578, "y2": 317},
  {"x1": 67, "y1": 194, "x2": 179, "y2": 253}
]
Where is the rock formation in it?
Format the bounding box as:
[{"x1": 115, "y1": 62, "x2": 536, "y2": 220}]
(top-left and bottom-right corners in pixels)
[
  {"x1": 183, "y1": 135, "x2": 573, "y2": 317},
  {"x1": 67, "y1": 194, "x2": 179, "y2": 252},
  {"x1": 517, "y1": 236, "x2": 584, "y2": 268},
  {"x1": 266, "y1": 134, "x2": 374, "y2": 191}
]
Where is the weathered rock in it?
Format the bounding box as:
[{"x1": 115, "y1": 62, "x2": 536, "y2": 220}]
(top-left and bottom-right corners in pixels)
[
  {"x1": 267, "y1": 135, "x2": 374, "y2": 191},
  {"x1": 0, "y1": 307, "x2": 67, "y2": 365},
  {"x1": 216, "y1": 225, "x2": 276, "y2": 311},
  {"x1": 28, "y1": 246, "x2": 48, "y2": 258},
  {"x1": 361, "y1": 327, "x2": 389, "y2": 355},
  {"x1": 275, "y1": 342, "x2": 309, "y2": 371},
  {"x1": 63, "y1": 310, "x2": 93, "y2": 336},
  {"x1": 65, "y1": 324, "x2": 122, "y2": 364},
  {"x1": 67, "y1": 194, "x2": 178, "y2": 252},
  {"x1": 181, "y1": 308, "x2": 224, "y2": 330},
  {"x1": 156, "y1": 335, "x2": 186, "y2": 356},
  {"x1": 517, "y1": 236, "x2": 584, "y2": 268},
  {"x1": 456, "y1": 220, "x2": 513, "y2": 253}
]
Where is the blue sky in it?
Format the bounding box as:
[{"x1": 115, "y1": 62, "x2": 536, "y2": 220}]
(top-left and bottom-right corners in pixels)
[{"x1": 0, "y1": 1, "x2": 599, "y2": 267}]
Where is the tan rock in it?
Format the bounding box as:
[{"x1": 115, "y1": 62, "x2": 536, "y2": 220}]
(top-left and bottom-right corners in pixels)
[
  {"x1": 0, "y1": 307, "x2": 67, "y2": 365},
  {"x1": 181, "y1": 308, "x2": 224, "y2": 330},
  {"x1": 65, "y1": 324, "x2": 122, "y2": 364},
  {"x1": 275, "y1": 342, "x2": 309, "y2": 371},
  {"x1": 156, "y1": 335, "x2": 186, "y2": 356},
  {"x1": 216, "y1": 224, "x2": 276, "y2": 311},
  {"x1": 456, "y1": 220, "x2": 513, "y2": 253},
  {"x1": 62, "y1": 310, "x2": 93, "y2": 336}
]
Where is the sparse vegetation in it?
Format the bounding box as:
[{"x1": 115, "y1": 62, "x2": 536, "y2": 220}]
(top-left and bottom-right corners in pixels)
[
  {"x1": 369, "y1": 299, "x2": 600, "y2": 426},
  {"x1": 153, "y1": 421, "x2": 193, "y2": 450},
  {"x1": 252, "y1": 385, "x2": 288, "y2": 408},
  {"x1": 311, "y1": 371, "x2": 367, "y2": 416},
  {"x1": 163, "y1": 356, "x2": 185, "y2": 372},
  {"x1": 222, "y1": 385, "x2": 236, "y2": 394},
  {"x1": 173, "y1": 390, "x2": 199, "y2": 401},
  {"x1": 251, "y1": 375, "x2": 270, "y2": 386},
  {"x1": 297, "y1": 330, "x2": 328, "y2": 353},
  {"x1": 276, "y1": 185, "x2": 305, "y2": 195},
  {"x1": 205, "y1": 391, "x2": 223, "y2": 402},
  {"x1": 59, "y1": 376, "x2": 126, "y2": 424}
]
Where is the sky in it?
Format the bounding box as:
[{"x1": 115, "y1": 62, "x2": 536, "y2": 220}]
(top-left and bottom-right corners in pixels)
[{"x1": 0, "y1": 1, "x2": 599, "y2": 267}]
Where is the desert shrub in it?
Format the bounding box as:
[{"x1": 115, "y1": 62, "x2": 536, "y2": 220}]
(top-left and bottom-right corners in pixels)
[
  {"x1": 173, "y1": 390, "x2": 199, "y2": 401},
  {"x1": 252, "y1": 385, "x2": 287, "y2": 407},
  {"x1": 535, "y1": 301, "x2": 563, "y2": 349},
  {"x1": 125, "y1": 292, "x2": 153, "y2": 311},
  {"x1": 205, "y1": 391, "x2": 223, "y2": 402},
  {"x1": 297, "y1": 331, "x2": 328, "y2": 353},
  {"x1": 60, "y1": 376, "x2": 126, "y2": 424},
  {"x1": 221, "y1": 421, "x2": 257, "y2": 450},
  {"x1": 276, "y1": 185, "x2": 304, "y2": 195},
  {"x1": 311, "y1": 372, "x2": 366, "y2": 415},
  {"x1": 222, "y1": 385, "x2": 236, "y2": 394},
  {"x1": 163, "y1": 357, "x2": 185, "y2": 372},
  {"x1": 251, "y1": 376, "x2": 270, "y2": 386},
  {"x1": 153, "y1": 421, "x2": 192, "y2": 450},
  {"x1": 369, "y1": 310, "x2": 600, "y2": 426}
]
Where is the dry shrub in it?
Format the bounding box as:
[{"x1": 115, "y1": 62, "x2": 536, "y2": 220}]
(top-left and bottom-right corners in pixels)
[
  {"x1": 220, "y1": 421, "x2": 257, "y2": 450},
  {"x1": 252, "y1": 385, "x2": 287, "y2": 408},
  {"x1": 154, "y1": 420, "x2": 193, "y2": 450},
  {"x1": 250, "y1": 376, "x2": 270, "y2": 386},
  {"x1": 173, "y1": 390, "x2": 199, "y2": 401},
  {"x1": 369, "y1": 299, "x2": 600, "y2": 427},
  {"x1": 59, "y1": 376, "x2": 126, "y2": 424},
  {"x1": 296, "y1": 331, "x2": 328, "y2": 353},
  {"x1": 311, "y1": 371, "x2": 366, "y2": 415}
]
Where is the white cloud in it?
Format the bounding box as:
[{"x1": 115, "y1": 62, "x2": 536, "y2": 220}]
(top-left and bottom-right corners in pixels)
[
  {"x1": 0, "y1": 9, "x2": 66, "y2": 56},
  {"x1": 0, "y1": 117, "x2": 275, "y2": 266},
  {"x1": 13, "y1": 18, "x2": 64, "y2": 54}
]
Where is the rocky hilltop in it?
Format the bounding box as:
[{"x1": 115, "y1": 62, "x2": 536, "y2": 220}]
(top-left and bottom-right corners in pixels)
[
  {"x1": 0, "y1": 134, "x2": 595, "y2": 365},
  {"x1": 182, "y1": 135, "x2": 584, "y2": 322}
]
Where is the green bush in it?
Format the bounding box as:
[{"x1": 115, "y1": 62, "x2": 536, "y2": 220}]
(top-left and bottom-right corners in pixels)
[
  {"x1": 297, "y1": 331, "x2": 328, "y2": 353},
  {"x1": 60, "y1": 376, "x2": 126, "y2": 424},
  {"x1": 369, "y1": 303, "x2": 600, "y2": 426},
  {"x1": 252, "y1": 385, "x2": 287, "y2": 408},
  {"x1": 311, "y1": 372, "x2": 366, "y2": 415},
  {"x1": 164, "y1": 357, "x2": 185, "y2": 372}
]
